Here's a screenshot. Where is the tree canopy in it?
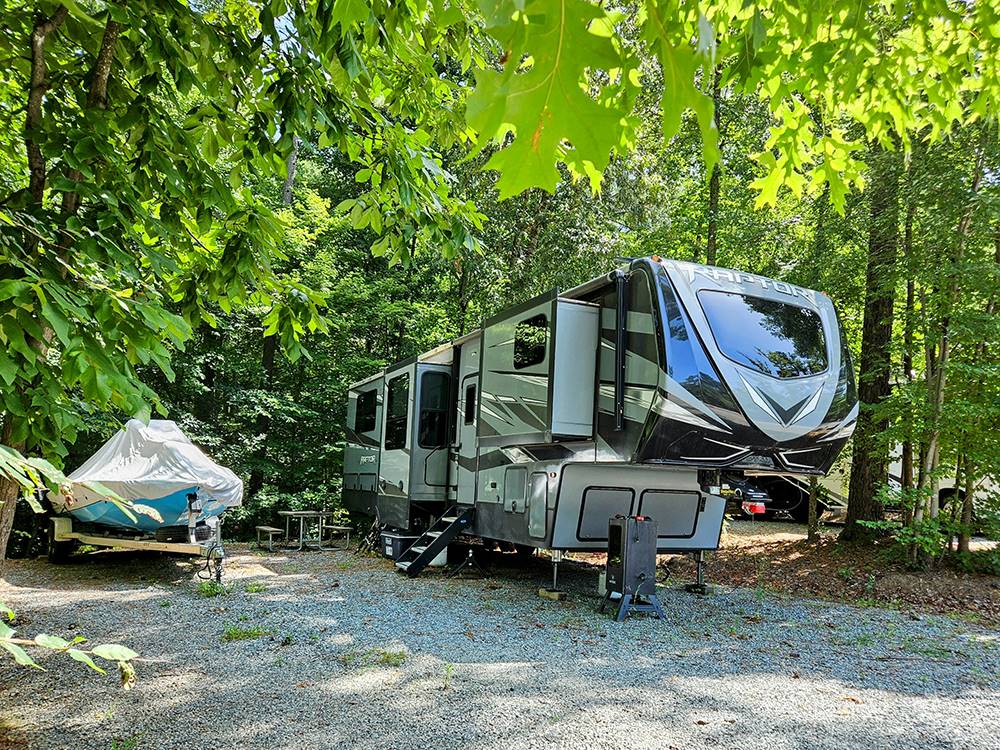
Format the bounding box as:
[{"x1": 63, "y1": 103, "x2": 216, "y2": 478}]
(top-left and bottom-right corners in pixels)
[{"x1": 1, "y1": 0, "x2": 1000, "y2": 563}]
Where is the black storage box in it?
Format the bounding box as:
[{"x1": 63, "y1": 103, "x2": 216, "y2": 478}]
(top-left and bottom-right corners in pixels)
[{"x1": 380, "y1": 531, "x2": 418, "y2": 560}]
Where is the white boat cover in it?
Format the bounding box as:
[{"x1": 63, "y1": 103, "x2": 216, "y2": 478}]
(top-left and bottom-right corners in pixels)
[{"x1": 53, "y1": 419, "x2": 243, "y2": 509}]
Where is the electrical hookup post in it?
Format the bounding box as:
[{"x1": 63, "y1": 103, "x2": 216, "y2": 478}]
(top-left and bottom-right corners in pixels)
[{"x1": 600, "y1": 515, "x2": 665, "y2": 622}]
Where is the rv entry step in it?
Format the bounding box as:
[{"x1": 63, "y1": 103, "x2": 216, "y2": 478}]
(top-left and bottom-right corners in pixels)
[{"x1": 395, "y1": 506, "x2": 475, "y2": 578}]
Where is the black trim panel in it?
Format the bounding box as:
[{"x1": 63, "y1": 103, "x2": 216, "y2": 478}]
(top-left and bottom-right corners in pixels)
[
  {"x1": 484, "y1": 289, "x2": 558, "y2": 328},
  {"x1": 637, "y1": 488, "x2": 701, "y2": 539},
  {"x1": 576, "y1": 486, "x2": 635, "y2": 542}
]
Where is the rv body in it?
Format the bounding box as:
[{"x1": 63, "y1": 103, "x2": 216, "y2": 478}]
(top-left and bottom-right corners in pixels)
[{"x1": 342, "y1": 258, "x2": 858, "y2": 554}]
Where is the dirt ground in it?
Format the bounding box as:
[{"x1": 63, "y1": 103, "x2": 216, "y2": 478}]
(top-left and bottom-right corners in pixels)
[{"x1": 639, "y1": 520, "x2": 1000, "y2": 626}]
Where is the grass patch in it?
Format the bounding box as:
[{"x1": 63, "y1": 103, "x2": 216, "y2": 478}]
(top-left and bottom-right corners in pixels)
[
  {"x1": 244, "y1": 581, "x2": 267, "y2": 594},
  {"x1": 337, "y1": 646, "x2": 408, "y2": 668},
  {"x1": 110, "y1": 735, "x2": 143, "y2": 750},
  {"x1": 221, "y1": 624, "x2": 273, "y2": 642},
  {"x1": 374, "y1": 648, "x2": 407, "y2": 667},
  {"x1": 196, "y1": 580, "x2": 230, "y2": 598}
]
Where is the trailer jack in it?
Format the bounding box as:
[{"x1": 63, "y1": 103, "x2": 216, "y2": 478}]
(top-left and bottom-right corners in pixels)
[
  {"x1": 684, "y1": 550, "x2": 712, "y2": 595},
  {"x1": 539, "y1": 550, "x2": 568, "y2": 602}
]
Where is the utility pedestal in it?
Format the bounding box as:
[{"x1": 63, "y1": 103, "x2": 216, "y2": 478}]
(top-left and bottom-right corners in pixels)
[{"x1": 599, "y1": 515, "x2": 665, "y2": 622}]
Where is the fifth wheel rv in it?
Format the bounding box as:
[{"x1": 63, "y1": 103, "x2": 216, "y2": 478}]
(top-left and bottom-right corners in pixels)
[{"x1": 342, "y1": 257, "x2": 858, "y2": 576}]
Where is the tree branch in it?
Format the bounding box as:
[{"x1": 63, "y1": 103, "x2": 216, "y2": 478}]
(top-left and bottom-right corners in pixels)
[{"x1": 62, "y1": 16, "x2": 121, "y2": 216}]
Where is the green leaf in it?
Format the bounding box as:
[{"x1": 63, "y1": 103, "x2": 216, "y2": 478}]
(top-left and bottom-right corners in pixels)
[
  {"x1": 0, "y1": 601, "x2": 13, "y2": 622},
  {"x1": 92, "y1": 643, "x2": 139, "y2": 662},
  {"x1": 467, "y1": 0, "x2": 627, "y2": 198},
  {"x1": 1, "y1": 640, "x2": 43, "y2": 669},
  {"x1": 34, "y1": 634, "x2": 71, "y2": 650},
  {"x1": 0, "y1": 352, "x2": 14, "y2": 387},
  {"x1": 643, "y1": 10, "x2": 719, "y2": 173},
  {"x1": 68, "y1": 648, "x2": 106, "y2": 674}
]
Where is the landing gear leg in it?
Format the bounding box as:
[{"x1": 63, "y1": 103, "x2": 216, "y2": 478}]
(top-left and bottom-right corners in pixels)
[
  {"x1": 684, "y1": 550, "x2": 712, "y2": 595},
  {"x1": 539, "y1": 550, "x2": 567, "y2": 601},
  {"x1": 447, "y1": 548, "x2": 489, "y2": 579}
]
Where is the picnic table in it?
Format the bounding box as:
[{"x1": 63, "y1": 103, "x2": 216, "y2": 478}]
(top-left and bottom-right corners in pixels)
[{"x1": 275, "y1": 510, "x2": 351, "y2": 551}]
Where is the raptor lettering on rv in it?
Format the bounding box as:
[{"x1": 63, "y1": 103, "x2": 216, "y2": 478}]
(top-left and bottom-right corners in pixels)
[{"x1": 668, "y1": 261, "x2": 818, "y2": 304}]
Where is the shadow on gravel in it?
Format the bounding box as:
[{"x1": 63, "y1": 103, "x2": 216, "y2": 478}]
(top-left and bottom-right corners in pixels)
[{"x1": 3, "y1": 547, "x2": 998, "y2": 750}]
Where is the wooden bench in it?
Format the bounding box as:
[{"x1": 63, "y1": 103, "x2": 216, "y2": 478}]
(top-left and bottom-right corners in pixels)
[
  {"x1": 256, "y1": 525, "x2": 283, "y2": 552},
  {"x1": 321, "y1": 524, "x2": 352, "y2": 551}
]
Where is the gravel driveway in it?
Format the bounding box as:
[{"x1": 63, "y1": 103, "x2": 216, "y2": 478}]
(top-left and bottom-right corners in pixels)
[{"x1": 2, "y1": 546, "x2": 998, "y2": 750}]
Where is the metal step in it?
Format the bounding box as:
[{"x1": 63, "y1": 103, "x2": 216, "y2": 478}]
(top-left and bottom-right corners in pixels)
[{"x1": 394, "y1": 506, "x2": 474, "y2": 578}]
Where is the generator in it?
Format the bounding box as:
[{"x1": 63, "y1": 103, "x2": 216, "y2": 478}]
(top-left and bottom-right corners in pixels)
[{"x1": 600, "y1": 515, "x2": 666, "y2": 621}]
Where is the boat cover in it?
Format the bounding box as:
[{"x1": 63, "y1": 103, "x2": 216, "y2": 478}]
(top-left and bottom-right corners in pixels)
[{"x1": 51, "y1": 419, "x2": 242, "y2": 530}]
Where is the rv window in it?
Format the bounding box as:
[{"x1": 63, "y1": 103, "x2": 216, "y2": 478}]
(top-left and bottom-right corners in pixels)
[
  {"x1": 698, "y1": 291, "x2": 827, "y2": 378},
  {"x1": 354, "y1": 389, "x2": 377, "y2": 433},
  {"x1": 418, "y1": 371, "x2": 451, "y2": 448},
  {"x1": 514, "y1": 314, "x2": 547, "y2": 369},
  {"x1": 464, "y1": 384, "x2": 477, "y2": 425},
  {"x1": 384, "y1": 374, "x2": 409, "y2": 450}
]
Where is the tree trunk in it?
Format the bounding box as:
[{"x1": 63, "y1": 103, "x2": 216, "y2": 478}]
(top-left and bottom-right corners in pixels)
[
  {"x1": 807, "y1": 476, "x2": 819, "y2": 542},
  {"x1": 841, "y1": 146, "x2": 901, "y2": 542},
  {"x1": 0, "y1": 421, "x2": 25, "y2": 573},
  {"x1": 916, "y1": 127, "x2": 988, "y2": 523},
  {"x1": 705, "y1": 66, "x2": 722, "y2": 266},
  {"x1": 246, "y1": 334, "x2": 278, "y2": 500},
  {"x1": 281, "y1": 136, "x2": 300, "y2": 205},
  {"x1": 900, "y1": 157, "x2": 917, "y2": 524},
  {"x1": 958, "y1": 223, "x2": 1000, "y2": 553},
  {"x1": 246, "y1": 139, "x2": 299, "y2": 500},
  {"x1": 455, "y1": 257, "x2": 470, "y2": 336},
  {"x1": 61, "y1": 18, "x2": 120, "y2": 215},
  {"x1": 1, "y1": 8, "x2": 70, "y2": 562},
  {"x1": 958, "y1": 469, "x2": 975, "y2": 555}
]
